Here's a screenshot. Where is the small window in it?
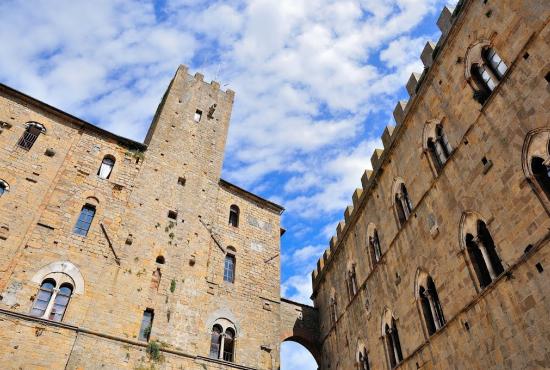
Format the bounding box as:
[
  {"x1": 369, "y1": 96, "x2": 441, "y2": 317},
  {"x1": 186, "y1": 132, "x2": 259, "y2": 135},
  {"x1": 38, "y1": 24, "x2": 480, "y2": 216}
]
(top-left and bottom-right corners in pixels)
[
  {"x1": 177, "y1": 177, "x2": 186, "y2": 186},
  {"x1": 30, "y1": 279, "x2": 73, "y2": 322},
  {"x1": 97, "y1": 156, "x2": 115, "y2": 179},
  {"x1": 419, "y1": 276, "x2": 446, "y2": 336},
  {"x1": 228, "y1": 205, "x2": 239, "y2": 227},
  {"x1": 465, "y1": 220, "x2": 504, "y2": 289},
  {"x1": 358, "y1": 349, "x2": 371, "y2": 370},
  {"x1": 156, "y1": 255, "x2": 165, "y2": 264},
  {"x1": 369, "y1": 229, "x2": 382, "y2": 265},
  {"x1": 384, "y1": 319, "x2": 403, "y2": 368},
  {"x1": 224, "y1": 254, "x2": 236, "y2": 283},
  {"x1": 138, "y1": 308, "x2": 154, "y2": 342},
  {"x1": 0, "y1": 180, "x2": 9, "y2": 197},
  {"x1": 168, "y1": 210, "x2": 178, "y2": 220},
  {"x1": 395, "y1": 183, "x2": 413, "y2": 227},
  {"x1": 17, "y1": 122, "x2": 45, "y2": 150},
  {"x1": 73, "y1": 204, "x2": 96, "y2": 236},
  {"x1": 194, "y1": 110, "x2": 202, "y2": 122},
  {"x1": 531, "y1": 157, "x2": 550, "y2": 200}
]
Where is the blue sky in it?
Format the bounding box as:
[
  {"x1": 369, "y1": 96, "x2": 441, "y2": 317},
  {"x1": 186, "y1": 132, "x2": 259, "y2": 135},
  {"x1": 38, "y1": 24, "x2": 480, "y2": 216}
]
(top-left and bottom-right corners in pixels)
[{"x1": 0, "y1": 0, "x2": 456, "y2": 367}]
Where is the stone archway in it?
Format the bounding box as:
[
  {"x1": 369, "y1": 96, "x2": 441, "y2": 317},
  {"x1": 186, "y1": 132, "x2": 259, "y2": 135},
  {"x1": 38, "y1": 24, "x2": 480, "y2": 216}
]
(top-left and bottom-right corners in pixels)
[{"x1": 280, "y1": 298, "x2": 321, "y2": 366}]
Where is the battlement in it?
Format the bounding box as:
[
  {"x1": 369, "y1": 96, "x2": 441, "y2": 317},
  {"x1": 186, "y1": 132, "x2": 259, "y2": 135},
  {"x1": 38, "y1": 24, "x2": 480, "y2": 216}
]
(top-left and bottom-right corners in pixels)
[
  {"x1": 311, "y1": 2, "x2": 462, "y2": 289},
  {"x1": 176, "y1": 64, "x2": 235, "y2": 102}
]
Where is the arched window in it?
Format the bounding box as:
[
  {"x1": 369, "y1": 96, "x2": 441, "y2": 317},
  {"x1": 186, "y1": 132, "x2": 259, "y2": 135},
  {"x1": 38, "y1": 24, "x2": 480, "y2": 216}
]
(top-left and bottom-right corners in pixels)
[
  {"x1": 417, "y1": 275, "x2": 445, "y2": 336},
  {"x1": 426, "y1": 124, "x2": 452, "y2": 173},
  {"x1": 463, "y1": 218, "x2": 504, "y2": 289},
  {"x1": 522, "y1": 128, "x2": 550, "y2": 213},
  {"x1": 155, "y1": 255, "x2": 165, "y2": 264},
  {"x1": 30, "y1": 278, "x2": 73, "y2": 322},
  {"x1": 73, "y1": 204, "x2": 96, "y2": 236},
  {"x1": 30, "y1": 279, "x2": 56, "y2": 318},
  {"x1": 357, "y1": 347, "x2": 370, "y2": 370},
  {"x1": 531, "y1": 156, "x2": 550, "y2": 200},
  {"x1": 97, "y1": 155, "x2": 115, "y2": 179},
  {"x1": 223, "y1": 328, "x2": 235, "y2": 362},
  {"x1": 17, "y1": 122, "x2": 45, "y2": 150},
  {"x1": 228, "y1": 205, "x2": 239, "y2": 227},
  {"x1": 384, "y1": 318, "x2": 403, "y2": 368},
  {"x1": 224, "y1": 253, "x2": 236, "y2": 283},
  {"x1": 209, "y1": 324, "x2": 223, "y2": 359},
  {"x1": 329, "y1": 296, "x2": 338, "y2": 326},
  {"x1": 394, "y1": 182, "x2": 413, "y2": 227},
  {"x1": 0, "y1": 179, "x2": 9, "y2": 197},
  {"x1": 49, "y1": 284, "x2": 73, "y2": 321},
  {"x1": 346, "y1": 265, "x2": 358, "y2": 300},
  {"x1": 209, "y1": 320, "x2": 237, "y2": 362},
  {"x1": 367, "y1": 225, "x2": 382, "y2": 266},
  {"x1": 466, "y1": 43, "x2": 508, "y2": 104}
]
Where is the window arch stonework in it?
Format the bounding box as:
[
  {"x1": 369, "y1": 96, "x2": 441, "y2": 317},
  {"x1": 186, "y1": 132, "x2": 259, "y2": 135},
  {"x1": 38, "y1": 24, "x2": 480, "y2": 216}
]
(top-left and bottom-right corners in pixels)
[
  {"x1": 422, "y1": 119, "x2": 453, "y2": 176},
  {"x1": 209, "y1": 318, "x2": 238, "y2": 362},
  {"x1": 29, "y1": 272, "x2": 75, "y2": 322},
  {"x1": 522, "y1": 128, "x2": 550, "y2": 214},
  {"x1": 414, "y1": 269, "x2": 446, "y2": 338},
  {"x1": 465, "y1": 40, "x2": 508, "y2": 104},
  {"x1": 459, "y1": 212, "x2": 505, "y2": 290},
  {"x1": 392, "y1": 179, "x2": 413, "y2": 228}
]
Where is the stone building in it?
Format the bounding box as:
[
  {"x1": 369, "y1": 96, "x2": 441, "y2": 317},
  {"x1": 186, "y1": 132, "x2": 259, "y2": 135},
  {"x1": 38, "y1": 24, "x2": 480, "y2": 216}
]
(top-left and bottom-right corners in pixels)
[
  {"x1": 310, "y1": 0, "x2": 550, "y2": 369},
  {"x1": 0, "y1": 65, "x2": 318, "y2": 369}
]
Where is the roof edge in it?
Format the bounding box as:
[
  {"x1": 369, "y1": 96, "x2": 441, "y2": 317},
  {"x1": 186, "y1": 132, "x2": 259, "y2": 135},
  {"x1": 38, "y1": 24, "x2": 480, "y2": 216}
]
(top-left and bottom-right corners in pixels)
[
  {"x1": 0, "y1": 83, "x2": 147, "y2": 151},
  {"x1": 219, "y1": 178, "x2": 285, "y2": 215}
]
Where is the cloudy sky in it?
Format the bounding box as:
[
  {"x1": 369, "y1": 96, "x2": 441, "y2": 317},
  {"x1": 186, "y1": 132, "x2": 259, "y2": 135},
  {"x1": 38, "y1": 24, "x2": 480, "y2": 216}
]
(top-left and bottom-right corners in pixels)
[{"x1": 0, "y1": 0, "x2": 456, "y2": 367}]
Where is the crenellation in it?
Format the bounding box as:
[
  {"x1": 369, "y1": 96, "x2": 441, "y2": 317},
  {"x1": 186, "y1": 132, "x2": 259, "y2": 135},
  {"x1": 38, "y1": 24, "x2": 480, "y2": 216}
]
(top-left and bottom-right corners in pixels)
[
  {"x1": 392, "y1": 100, "x2": 408, "y2": 126},
  {"x1": 381, "y1": 125, "x2": 395, "y2": 149},
  {"x1": 329, "y1": 235, "x2": 338, "y2": 251},
  {"x1": 344, "y1": 205, "x2": 354, "y2": 223},
  {"x1": 437, "y1": 6, "x2": 455, "y2": 35},
  {"x1": 361, "y1": 170, "x2": 372, "y2": 190},
  {"x1": 406, "y1": 72, "x2": 422, "y2": 97},
  {"x1": 370, "y1": 148, "x2": 384, "y2": 171},
  {"x1": 352, "y1": 188, "x2": 363, "y2": 208},
  {"x1": 336, "y1": 220, "x2": 345, "y2": 239},
  {"x1": 420, "y1": 41, "x2": 436, "y2": 68}
]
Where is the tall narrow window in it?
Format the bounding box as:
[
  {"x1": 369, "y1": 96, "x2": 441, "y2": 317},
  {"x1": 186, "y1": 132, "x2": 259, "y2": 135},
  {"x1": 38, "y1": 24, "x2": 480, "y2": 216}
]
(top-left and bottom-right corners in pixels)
[
  {"x1": 17, "y1": 122, "x2": 45, "y2": 150},
  {"x1": 419, "y1": 277, "x2": 445, "y2": 336},
  {"x1": 428, "y1": 124, "x2": 452, "y2": 172},
  {"x1": 384, "y1": 319, "x2": 403, "y2": 368},
  {"x1": 73, "y1": 204, "x2": 96, "y2": 236},
  {"x1": 224, "y1": 254, "x2": 236, "y2": 283},
  {"x1": 395, "y1": 183, "x2": 413, "y2": 227},
  {"x1": 329, "y1": 297, "x2": 337, "y2": 325},
  {"x1": 369, "y1": 229, "x2": 382, "y2": 265},
  {"x1": 209, "y1": 325, "x2": 223, "y2": 359},
  {"x1": 138, "y1": 309, "x2": 154, "y2": 342},
  {"x1": 97, "y1": 156, "x2": 115, "y2": 179},
  {"x1": 346, "y1": 265, "x2": 358, "y2": 300},
  {"x1": 358, "y1": 349, "x2": 370, "y2": 370},
  {"x1": 465, "y1": 220, "x2": 504, "y2": 289},
  {"x1": 223, "y1": 328, "x2": 235, "y2": 362},
  {"x1": 532, "y1": 157, "x2": 550, "y2": 200},
  {"x1": 49, "y1": 284, "x2": 73, "y2": 322},
  {"x1": 228, "y1": 205, "x2": 240, "y2": 227},
  {"x1": 30, "y1": 279, "x2": 56, "y2": 318},
  {"x1": 485, "y1": 48, "x2": 507, "y2": 78},
  {"x1": 0, "y1": 179, "x2": 8, "y2": 197},
  {"x1": 194, "y1": 110, "x2": 202, "y2": 122}
]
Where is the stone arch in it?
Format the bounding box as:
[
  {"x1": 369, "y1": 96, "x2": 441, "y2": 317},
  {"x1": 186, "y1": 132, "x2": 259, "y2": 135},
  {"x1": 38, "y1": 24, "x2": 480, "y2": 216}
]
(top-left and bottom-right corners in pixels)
[
  {"x1": 31, "y1": 261, "x2": 84, "y2": 295},
  {"x1": 280, "y1": 298, "x2": 321, "y2": 365},
  {"x1": 458, "y1": 210, "x2": 488, "y2": 251},
  {"x1": 464, "y1": 39, "x2": 492, "y2": 84},
  {"x1": 413, "y1": 268, "x2": 430, "y2": 300},
  {"x1": 522, "y1": 127, "x2": 550, "y2": 213}
]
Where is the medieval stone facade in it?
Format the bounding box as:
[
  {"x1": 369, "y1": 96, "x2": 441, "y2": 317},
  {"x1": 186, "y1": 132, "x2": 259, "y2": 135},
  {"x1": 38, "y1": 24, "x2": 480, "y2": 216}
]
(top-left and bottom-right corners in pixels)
[
  {"x1": 0, "y1": 65, "x2": 318, "y2": 369},
  {"x1": 311, "y1": 0, "x2": 550, "y2": 369}
]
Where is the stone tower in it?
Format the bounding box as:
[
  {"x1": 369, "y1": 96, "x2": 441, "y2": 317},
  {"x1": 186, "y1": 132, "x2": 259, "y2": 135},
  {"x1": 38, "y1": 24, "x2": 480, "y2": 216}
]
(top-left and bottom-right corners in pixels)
[{"x1": 0, "y1": 65, "x2": 317, "y2": 369}]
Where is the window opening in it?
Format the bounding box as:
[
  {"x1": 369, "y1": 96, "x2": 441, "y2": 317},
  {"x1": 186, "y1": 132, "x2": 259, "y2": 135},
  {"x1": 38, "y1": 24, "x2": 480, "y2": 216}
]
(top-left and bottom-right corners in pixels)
[
  {"x1": 17, "y1": 122, "x2": 44, "y2": 150},
  {"x1": 228, "y1": 205, "x2": 239, "y2": 227},
  {"x1": 224, "y1": 254, "x2": 235, "y2": 283},
  {"x1": 97, "y1": 156, "x2": 115, "y2": 179},
  {"x1": 138, "y1": 309, "x2": 154, "y2": 341},
  {"x1": 73, "y1": 204, "x2": 96, "y2": 236}
]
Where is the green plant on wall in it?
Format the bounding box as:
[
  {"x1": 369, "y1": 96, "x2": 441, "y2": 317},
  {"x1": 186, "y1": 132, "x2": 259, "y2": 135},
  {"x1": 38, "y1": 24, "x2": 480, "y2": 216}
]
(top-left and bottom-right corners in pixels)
[
  {"x1": 170, "y1": 279, "x2": 176, "y2": 293},
  {"x1": 146, "y1": 340, "x2": 162, "y2": 362}
]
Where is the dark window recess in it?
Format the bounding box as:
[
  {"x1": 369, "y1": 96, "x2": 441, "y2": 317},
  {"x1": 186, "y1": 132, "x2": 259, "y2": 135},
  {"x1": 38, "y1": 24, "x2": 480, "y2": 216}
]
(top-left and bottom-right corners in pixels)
[
  {"x1": 168, "y1": 210, "x2": 178, "y2": 220},
  {"x1": 224, "y1": 254, "x2": 236, "y2": 283},
  {"x1": 194, "y1": 110, "x2": 202, "y2": 122},
  {"x1": 523, "y1": 52, "x2": 530, "y2": 60},
  {"x1": 177, "y1": 177, "x2": 186, "y2": 186},
  {"x1": 545, "y1": 71, "x2": 550, "y2": 83},
  {"x1": 536, "y1": 263, "x2": 544, "y2": 273},
  {"x1": 17, "y1": 124, "x2": 44, "y2": 150},
  {"x1": 228, "y1": 205, "x2": 240, "y2": 227},
  {"x1": 156, "y1": 255, "x2": 165, "y2": 264},
  {"x1": 138, "y1": 309, "x2": 154, "y2": 342},
  {"x1": 464, "y1": 321, "x2": 470, "y2": 331}
]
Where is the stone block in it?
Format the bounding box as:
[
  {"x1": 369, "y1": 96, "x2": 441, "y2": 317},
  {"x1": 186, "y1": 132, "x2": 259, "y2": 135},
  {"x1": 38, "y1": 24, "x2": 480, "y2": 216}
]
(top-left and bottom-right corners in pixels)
[
  {"x1": 382, "y1": 125, "x2": 395, "y2": 149},
  {"x1": 393, "y1": 100, "x2": 408, "y2": 126},
  {"x1": 406, "y1": 72, "x2": 422, "y2": 96},
  {"x1": 421, "y1": 41, "x2": 436, "y2": 68},
  {"x1": 437, "y1": 6, "x2": 454, "y2": 34}
]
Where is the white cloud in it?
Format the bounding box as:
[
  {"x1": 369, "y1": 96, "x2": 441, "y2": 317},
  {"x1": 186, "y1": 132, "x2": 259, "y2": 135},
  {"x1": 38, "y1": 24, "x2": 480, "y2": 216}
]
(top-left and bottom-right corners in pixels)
[
  {"x1": 281, "y1": 342, "x2": 317, "y2": 370},
  {"x1": 281, "y1": 273, "x2": 313, "y2": 305}
]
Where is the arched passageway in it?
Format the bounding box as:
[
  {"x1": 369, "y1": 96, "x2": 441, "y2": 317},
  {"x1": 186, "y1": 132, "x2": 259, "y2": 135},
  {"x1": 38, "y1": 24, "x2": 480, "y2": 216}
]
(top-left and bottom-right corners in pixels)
[{"x1": 280, "y1": 298, "x2": 320, "y2": 367}]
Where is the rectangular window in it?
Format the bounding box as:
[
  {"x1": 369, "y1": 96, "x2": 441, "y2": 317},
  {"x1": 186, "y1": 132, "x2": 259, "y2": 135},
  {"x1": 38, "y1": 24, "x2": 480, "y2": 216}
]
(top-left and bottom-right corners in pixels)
[
  {"x1": 168, "y1": 210, "x2": 178, "y2": 220},
  {"x1": 224, "y1": 255, "x2": 235, "y2": 283},
  {"x1": 194, "y1": 110, "x2": 202, "y2": 122},
  {"x1": 73, "y1": 204, "x2": 96, "y2": 236},
  {"x1": 138, "y1": 308, "x2": 154, "y2": 342}
]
